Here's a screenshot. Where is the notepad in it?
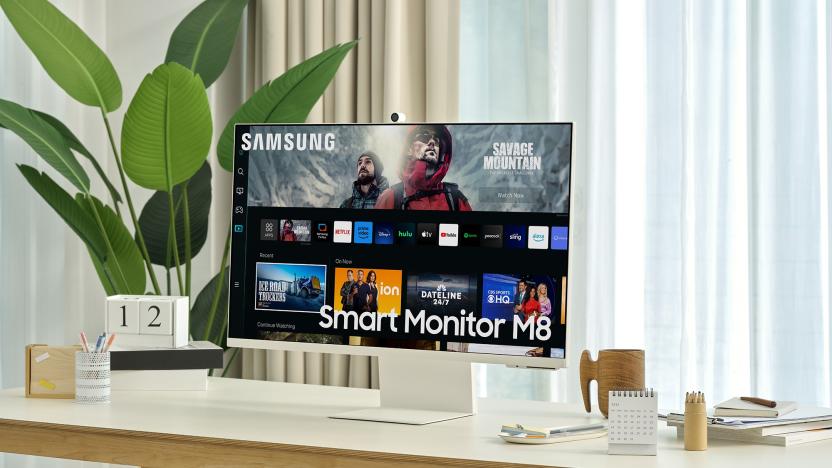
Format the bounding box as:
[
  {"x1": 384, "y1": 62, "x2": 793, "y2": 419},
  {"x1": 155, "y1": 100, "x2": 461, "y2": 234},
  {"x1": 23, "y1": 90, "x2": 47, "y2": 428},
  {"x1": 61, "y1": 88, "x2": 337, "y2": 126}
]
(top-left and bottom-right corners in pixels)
[
  {"x1": 608, "y1": 389, "x2": 657, "y2": 456},
  {"x1": 714, "y1": 398, "x2": 797, "y2": 418}
]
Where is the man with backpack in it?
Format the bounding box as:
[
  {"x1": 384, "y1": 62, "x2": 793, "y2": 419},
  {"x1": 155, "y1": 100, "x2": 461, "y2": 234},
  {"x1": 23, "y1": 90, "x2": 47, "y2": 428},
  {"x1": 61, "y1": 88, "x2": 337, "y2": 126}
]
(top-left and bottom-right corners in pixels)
[{"x1": 375, "y1": 124, "x2": 472, "y2": 211}]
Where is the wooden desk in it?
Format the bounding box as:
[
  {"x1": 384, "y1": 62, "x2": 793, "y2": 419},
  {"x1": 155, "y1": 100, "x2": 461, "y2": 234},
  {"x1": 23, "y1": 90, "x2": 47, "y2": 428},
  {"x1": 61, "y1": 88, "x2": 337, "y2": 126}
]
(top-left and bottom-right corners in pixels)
[{"x1": 0, "y1": 377, "x2": 829, "y2": 467}]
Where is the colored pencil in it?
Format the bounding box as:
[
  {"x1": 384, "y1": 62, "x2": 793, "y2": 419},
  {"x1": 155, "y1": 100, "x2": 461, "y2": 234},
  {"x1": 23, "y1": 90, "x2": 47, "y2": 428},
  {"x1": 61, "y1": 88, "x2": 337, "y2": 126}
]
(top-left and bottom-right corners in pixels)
[
  {"x1": 102, "y1": 333, "x2": 116, "y2": 353},
  {"x1": 79, "y1": 331, "x2": 90, "y2": 352}
]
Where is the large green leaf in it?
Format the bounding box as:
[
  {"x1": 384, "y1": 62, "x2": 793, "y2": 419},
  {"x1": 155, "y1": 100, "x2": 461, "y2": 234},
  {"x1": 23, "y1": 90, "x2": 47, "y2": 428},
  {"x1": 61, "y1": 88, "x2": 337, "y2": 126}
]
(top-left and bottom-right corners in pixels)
[
  {"x1": 122, "y1": 63, "x2": 212, "y2": 191},
  {"x1": 1, "y1": 107, "x2": 122, "y2": 205},
  {"x1": 77, "y1": 195, "x2": 146, "y2": 294},
  {"x1": 33, "y1": 110, "x2": 122, "y2": 204},
  {"x1": 0, "y1": 0, "x2": 122, "y2": 111},
  {"x1": 165, "y1": 0, "x2": 249, "y2": 88},
  {"x1": 191, "y1": 266, "x2": 229, "y2": 346},
  {"x1": 216, "y1": 41, "x2": 357, "y2": 170},
  {"x1": 0, "y1": 99, "x2": 89, "y2": 192},
  {"x1": 138, "y1": 163, "x2": 212, "y2": 267},
  {"x1": 17, "y1": 164, "x2": 105, "y2": 260}
]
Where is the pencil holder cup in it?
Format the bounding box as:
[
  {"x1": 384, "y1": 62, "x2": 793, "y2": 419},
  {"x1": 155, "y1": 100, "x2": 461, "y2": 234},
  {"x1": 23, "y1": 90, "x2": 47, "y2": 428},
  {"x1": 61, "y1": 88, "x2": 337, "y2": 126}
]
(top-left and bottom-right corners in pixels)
[
  {"x1": 684, "y1": 401, "x2": 708, "y2": 451},
  {"x1": 75, "y1": 352, "x2": 110, "y2": 404}
]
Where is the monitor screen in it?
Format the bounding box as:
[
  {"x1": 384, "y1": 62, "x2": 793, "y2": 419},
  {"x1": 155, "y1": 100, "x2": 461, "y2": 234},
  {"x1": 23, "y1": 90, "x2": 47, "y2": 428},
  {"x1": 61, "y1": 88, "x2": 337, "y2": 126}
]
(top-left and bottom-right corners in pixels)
[{"x1": 228, "y1": 123, "x2": 572, "y2": 362}]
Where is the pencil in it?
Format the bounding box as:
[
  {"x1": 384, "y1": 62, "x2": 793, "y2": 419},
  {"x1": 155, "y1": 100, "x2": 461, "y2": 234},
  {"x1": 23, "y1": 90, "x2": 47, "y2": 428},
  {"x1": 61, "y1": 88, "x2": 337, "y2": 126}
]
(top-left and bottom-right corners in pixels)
[
  {"x1": 79, "y1": 331, "x2": 90, "y2": 353},
  {"x1": 102, "y1": 333, "x2": 116, "y2": 353}
]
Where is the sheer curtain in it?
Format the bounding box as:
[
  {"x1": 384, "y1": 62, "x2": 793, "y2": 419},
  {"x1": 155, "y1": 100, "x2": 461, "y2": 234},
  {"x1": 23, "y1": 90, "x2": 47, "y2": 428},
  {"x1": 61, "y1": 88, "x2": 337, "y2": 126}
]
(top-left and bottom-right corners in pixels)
[
  {"x1": 544, "y1": 0, "x2": 832, "y2": 408},
  {"x1": 463, "y1": 0, "x2": 832, "y2": 406},
  {"x1": 459, "y1": 0, "x2": 567, "y2": 401},
  {"x1": 1, "y1": 1, "x2": 231, "y2": 466},
  {"x1": 0, "y1": 0, "x2": 108, "y2": 393}
]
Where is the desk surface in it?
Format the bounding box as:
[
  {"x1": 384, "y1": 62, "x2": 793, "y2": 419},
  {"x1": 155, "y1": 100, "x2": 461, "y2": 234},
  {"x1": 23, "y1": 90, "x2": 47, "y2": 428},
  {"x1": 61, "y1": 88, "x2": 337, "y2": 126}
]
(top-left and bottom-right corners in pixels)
[{"x1": 0, "y1": 377, "x2": 830, "y2": 468}]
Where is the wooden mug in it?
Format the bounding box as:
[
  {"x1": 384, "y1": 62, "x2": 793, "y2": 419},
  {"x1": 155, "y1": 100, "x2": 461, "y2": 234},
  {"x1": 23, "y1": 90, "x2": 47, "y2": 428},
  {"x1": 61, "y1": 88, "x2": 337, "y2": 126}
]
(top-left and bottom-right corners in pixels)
[{"x1": 580, "y1": 349, "x2": 645, "y2": 418}]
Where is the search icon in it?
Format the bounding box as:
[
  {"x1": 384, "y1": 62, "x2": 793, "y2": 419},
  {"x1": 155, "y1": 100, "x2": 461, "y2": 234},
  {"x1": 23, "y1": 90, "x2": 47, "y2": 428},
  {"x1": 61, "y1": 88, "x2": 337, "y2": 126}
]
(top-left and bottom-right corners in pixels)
[{"x1": 237, "y1": 168, "x2": 244, "y2": 175}]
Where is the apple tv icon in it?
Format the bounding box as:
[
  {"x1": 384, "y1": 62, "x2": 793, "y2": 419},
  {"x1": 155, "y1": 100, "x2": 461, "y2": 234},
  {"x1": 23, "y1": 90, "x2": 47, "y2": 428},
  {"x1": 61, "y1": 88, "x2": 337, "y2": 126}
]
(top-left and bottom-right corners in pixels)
[{"x1": 417, "y1": 223, "x2": 437, "y2": 245}]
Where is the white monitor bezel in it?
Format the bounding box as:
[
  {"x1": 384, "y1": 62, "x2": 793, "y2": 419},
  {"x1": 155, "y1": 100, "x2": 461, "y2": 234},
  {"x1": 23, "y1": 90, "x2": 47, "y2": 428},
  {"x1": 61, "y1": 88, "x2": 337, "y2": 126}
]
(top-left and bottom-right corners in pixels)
[{"x1": 226, "y1": 122, "x2": 573, "y2": 370}]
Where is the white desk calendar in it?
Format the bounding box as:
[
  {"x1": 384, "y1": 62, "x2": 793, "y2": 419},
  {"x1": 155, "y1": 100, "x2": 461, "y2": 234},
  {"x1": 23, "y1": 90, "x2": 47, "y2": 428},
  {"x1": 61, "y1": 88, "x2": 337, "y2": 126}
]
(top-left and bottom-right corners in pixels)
[
  {"x1": 106, "y1": 295, "x2": 189, "y2": 348},
  {"x1": 608, "y1": 389, "x2": 658, "y2": 456}
]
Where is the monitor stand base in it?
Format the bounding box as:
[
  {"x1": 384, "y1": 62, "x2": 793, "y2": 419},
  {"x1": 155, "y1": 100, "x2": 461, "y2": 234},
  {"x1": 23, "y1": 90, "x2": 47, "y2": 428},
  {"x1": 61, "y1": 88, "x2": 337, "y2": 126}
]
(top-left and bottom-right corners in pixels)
[{"x1": 330, "y1": 355, "x2": 476, "y2": 425}]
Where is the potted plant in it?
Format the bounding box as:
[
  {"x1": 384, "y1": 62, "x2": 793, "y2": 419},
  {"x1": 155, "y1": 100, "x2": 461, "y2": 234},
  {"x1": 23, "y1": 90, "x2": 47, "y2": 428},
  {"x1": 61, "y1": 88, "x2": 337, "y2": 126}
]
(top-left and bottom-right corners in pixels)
[{"x1": 0, "y1": 0, "x2": 356, "y2": 373}]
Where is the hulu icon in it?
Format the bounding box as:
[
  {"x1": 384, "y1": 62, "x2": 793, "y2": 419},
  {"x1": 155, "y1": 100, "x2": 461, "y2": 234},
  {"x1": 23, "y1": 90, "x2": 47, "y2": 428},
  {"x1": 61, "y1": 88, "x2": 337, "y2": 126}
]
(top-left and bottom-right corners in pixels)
[{"x1": 395, "y1": 223, "x2": 416, "y2": 245}]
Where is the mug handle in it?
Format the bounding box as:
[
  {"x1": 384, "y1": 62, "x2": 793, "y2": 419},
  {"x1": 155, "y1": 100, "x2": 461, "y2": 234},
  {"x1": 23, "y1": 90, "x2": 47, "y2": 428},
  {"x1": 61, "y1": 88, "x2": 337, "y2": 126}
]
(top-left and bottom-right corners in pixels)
[{"x1": 579, "y1": 350, "x2": 598, "y2": 413}]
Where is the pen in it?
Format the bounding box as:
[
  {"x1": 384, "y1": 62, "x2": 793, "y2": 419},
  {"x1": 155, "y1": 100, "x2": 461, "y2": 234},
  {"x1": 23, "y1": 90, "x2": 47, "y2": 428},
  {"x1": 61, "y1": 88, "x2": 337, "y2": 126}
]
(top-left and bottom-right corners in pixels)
[
  {"x1": 741, "y1": 396, "x2": 777, "y2": 408},
  {"x1": 93, "y1": 335, "x2": 104, "y2": 353},
  {"x1": 549, "y1": 423, "x2": 607, "y2": 434},
  {"x1": 509, "y1": 423, "x2": 607, "y2": 435}
]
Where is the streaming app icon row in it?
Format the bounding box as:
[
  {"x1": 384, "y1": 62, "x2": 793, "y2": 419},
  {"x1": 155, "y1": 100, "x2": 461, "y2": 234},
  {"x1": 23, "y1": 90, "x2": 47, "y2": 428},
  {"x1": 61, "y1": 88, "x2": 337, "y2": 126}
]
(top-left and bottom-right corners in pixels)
[
  {"x1": 259, "y1": 219, "x2": 567, "y2": 250},
  {"x1": 331, "y1": 221, "x2": 568, "y2": 250}
]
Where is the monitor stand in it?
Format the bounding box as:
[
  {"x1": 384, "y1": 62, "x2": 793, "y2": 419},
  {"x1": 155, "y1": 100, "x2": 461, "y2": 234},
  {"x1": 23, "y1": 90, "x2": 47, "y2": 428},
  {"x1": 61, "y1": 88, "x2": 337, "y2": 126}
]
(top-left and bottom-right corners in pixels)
[{"x1": 330, "y1": 355, "x2": 476, "y2": 425}]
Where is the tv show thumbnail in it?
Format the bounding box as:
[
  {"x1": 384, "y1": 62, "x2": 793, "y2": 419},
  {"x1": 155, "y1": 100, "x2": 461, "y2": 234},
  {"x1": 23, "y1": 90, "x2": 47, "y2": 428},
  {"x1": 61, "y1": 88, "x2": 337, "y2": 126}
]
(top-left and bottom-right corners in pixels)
[
  {"x1": 481, "y1": 273, "x2": 557, "y2": 323},
  {"x1": 278, "y1": 219, "x2": 311, "y2": 242},
  {"x1": 255, "y1": 262, "x2": 326, "y2": 312},
  {"x1": 334, "y1": 267, "x2": 403, "y2": 314},
  {"x1": 405, "y1": 273, "x2": 477, "y2": 316}
]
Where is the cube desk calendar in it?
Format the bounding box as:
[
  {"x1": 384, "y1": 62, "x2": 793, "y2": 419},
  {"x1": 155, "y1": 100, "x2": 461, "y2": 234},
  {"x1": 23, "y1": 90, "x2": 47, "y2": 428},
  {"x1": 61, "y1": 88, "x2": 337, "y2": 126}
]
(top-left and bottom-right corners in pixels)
[
  {"x1": 105, "y1": 295, "x2": 189, "y2": 348},
  {"x1": 607, "y1": 389, "x2": 658, "y2": 456}
]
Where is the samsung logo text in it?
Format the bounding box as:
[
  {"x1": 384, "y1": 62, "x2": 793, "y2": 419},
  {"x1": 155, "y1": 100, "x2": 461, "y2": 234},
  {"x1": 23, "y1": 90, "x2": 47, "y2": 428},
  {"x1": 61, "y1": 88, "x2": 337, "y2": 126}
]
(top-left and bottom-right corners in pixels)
[{"x1": 241, "y1": 132, "x2": 336, "y2": 151}]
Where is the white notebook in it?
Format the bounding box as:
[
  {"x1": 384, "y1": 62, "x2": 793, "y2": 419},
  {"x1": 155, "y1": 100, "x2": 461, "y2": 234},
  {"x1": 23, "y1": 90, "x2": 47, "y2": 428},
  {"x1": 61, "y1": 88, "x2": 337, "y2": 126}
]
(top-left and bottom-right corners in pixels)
[
  {"x1": 713, "y1": 398, "x2": 797, "y2": 418},
  {"x1": 608, "y1": 389, "x2": 658, "y2": 456}
]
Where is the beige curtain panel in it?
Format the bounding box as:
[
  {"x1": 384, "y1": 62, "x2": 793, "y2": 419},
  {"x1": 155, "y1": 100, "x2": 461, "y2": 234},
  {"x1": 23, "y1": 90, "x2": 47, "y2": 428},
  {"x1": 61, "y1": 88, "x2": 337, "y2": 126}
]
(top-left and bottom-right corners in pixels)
[{"x1": 239, "y1": 0, "x2": 460, "y2": 388}]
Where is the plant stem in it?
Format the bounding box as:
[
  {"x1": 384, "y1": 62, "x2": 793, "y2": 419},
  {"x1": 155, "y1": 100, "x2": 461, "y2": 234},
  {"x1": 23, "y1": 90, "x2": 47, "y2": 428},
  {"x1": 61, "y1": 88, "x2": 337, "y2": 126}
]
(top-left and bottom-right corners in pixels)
[
  {"x1": 167, "y1": 190, "x2": 185, "y2": 294},
  {"x1": 202, "y1": 226, "x2": 231, "y2": 341},
  {"x1": 220, "y1": 347, "x2": 240, "y2": 377},
  {"x1": 112, "y1": 196, "x2": 122, "y2": 217},
  {"x1": 88, "y1": 156, "x2": 122, "y2": 217},
  {"x1": 100, "y1": 110, "x2": 162, "y2": 295},
  {"x1": 166, "y1": 193, "x2": 186, "y2": 295},
  {"x1": 166, "y1": 230, "x2": 172, "y2": 296},
  {"x1": 85, "y1": 197, "x2": 131, "y2": 291},
  {"x1": 96, "y1": 255, "x2": 119, "y2": 294},
  {"x1": 183, "y1": 184, "x2": 192, "y2": 298}
]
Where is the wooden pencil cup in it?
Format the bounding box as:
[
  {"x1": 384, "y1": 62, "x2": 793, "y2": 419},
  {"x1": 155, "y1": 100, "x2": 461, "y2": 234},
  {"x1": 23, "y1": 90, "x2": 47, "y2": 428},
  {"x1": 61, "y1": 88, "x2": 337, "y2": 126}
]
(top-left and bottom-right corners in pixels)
[
  {"x1": 580, "y1": 349, "x2": 645, "y2": 418},
  {"x1": 684, "y1": 401, "x2": 708, "y2": 451}
]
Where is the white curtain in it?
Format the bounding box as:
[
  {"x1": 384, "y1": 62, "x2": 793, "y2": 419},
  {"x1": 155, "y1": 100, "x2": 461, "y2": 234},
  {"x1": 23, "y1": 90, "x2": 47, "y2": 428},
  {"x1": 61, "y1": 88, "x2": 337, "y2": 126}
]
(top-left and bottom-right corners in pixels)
[
  {"x1": 0, "y1": 0, "x2": 234, "y2": 386},
  {"x1": 462, "y1": 0, "x2": 832, "y2": 407},
  {"x1": 238, "y1": 0, "x2": 460, "y2": 388},
  {"x1": 0, "y1": 0, "x2": 109, "y2": 393},
  {"x1": 1, "y1": 0, "x2": 232, "y2": 466},
  {"x1": 0, "y1": 0, "x2": 114, "y2": 465},
  {"x1": 545, "y1": 0, "x2": 832, "y2": 408},
  {"x1": 459, "y1": 0, "x2": 550, "y2": 123},
  {"x1": 458, "y1": 0, "x2": 564, "y2": 400}
]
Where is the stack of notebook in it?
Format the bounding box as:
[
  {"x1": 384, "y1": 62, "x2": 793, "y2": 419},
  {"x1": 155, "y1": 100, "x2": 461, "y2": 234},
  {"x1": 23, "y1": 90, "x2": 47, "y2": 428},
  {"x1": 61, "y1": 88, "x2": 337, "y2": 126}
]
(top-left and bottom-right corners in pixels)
[{"x1": 664, "y1": 398, "x2": 832, "y2": 446}]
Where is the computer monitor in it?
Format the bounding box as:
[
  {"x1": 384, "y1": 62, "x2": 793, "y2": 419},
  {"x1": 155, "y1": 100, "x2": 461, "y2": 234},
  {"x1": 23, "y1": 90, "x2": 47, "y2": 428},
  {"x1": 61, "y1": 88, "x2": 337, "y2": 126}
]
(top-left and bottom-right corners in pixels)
[{"x1": 227, "y1": 122, "x2": 573, "y2": 424}]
